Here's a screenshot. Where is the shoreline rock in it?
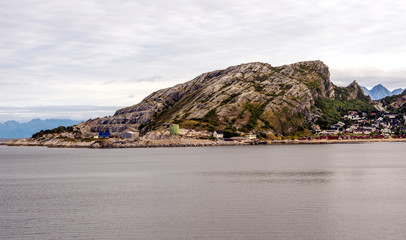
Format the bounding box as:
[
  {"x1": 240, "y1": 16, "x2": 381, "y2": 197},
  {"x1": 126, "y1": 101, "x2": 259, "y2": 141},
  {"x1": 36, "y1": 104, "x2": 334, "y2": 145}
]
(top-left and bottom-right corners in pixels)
[
  {"x1": 3, "y1": 137, "x2": 247, "y2": 149},
  {"x1": 3, "y1": 137, "x2": 406, "y2": 149}
]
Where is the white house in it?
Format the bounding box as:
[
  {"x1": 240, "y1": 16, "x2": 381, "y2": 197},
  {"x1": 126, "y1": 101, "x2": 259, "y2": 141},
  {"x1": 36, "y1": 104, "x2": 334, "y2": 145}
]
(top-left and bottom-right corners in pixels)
[
  {"x1": 322, "y1": 129, "x2": 339, "y2": 135},
  {"x1": 363, "y1": 130, "x2": 372, "y2": 135},
  {"x1": 246, "y1": 133, "x2": 257, "y2": 140},
  {"x1": 353, "y1": 129, "x2": 369, "y2": 135},
  {"x1": 121, "y1": 131, "x2": 139, "y2": 139},
  {"x1": 382, "y1": 128, "x2": 392, "y2": 135},
  {"x1": 213, "y1": 130, "x2": 224, "y2": 139},
  {"x1": 311, "y1": 125, "x2": 321, "y2": 134},
  {"x1": 337, "y1": 121, "x2": 345, "y2": 127},
  {"x1": 363, "y1": 126, "x2": 376, "y2": 132}
]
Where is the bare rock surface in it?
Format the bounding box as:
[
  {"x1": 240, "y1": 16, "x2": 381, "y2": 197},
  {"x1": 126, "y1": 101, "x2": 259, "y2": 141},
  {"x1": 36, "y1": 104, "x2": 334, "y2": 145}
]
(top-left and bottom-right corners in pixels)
[
  {"x1": 75, "y1": 60, "x2": 364, "y2": 138},
  {"x1": 6, "y1": 60, "x2": 372, "y2": 148}
]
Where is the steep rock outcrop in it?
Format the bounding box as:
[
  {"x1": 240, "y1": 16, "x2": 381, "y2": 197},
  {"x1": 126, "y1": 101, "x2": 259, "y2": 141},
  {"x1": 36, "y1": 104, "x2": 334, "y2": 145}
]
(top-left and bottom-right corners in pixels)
[
  {"x1": 390, "y1": 94, "x2": 406, "y2": 108},
  {"x1": 75, "y1": 60, "x2": 368, "y2": 136},
  {"x1": 335, "y1": 81, "x2": 371, "y2": 102},
  {"x1": 381, "y1": 90, "x2": 406, "y2": 110}
]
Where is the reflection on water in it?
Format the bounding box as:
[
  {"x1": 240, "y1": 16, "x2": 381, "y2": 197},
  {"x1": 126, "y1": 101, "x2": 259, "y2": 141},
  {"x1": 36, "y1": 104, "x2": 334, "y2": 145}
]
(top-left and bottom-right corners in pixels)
[
  {"x1": 1, "y1": 143, "x2": 406, "y2": 240},
  {"x1": 200, "y1": 171, "x2": 335, "y2": 184},
  {"x1": 200, "y1": 170, "x2": 334, "y2": 177}
]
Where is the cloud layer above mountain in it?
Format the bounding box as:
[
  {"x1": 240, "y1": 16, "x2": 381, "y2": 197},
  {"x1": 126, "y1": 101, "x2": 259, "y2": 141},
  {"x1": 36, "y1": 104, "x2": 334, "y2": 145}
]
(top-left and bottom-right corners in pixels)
[{"x1": 1, "y1": 0, "x2": 406, "y2": 120}]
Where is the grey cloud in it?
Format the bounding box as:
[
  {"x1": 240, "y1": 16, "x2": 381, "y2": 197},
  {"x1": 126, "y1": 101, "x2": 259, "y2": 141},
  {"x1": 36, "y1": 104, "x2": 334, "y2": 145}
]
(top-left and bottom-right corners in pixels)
[
  {"x1": 1, "y1": 0, "x2": 406, "y2": 121},
  {"x1": 103, "y1": 80, "x2": 118, "y2": 85},
  {"x1": 126, "y1": 76, "x2": 164, "y2": 83},
  {"x1": 331, "y1": 67, "x2": 406, "y2": 90},
  {"x1": 0, "y1": 105, "x2": 122, "y2": 123}
]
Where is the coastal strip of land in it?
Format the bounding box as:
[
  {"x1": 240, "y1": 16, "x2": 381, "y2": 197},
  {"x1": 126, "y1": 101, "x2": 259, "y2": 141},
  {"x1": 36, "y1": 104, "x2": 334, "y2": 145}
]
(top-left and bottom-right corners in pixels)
[{"x1": 2, "y1": 137, "x2": 406, "y2": 149}]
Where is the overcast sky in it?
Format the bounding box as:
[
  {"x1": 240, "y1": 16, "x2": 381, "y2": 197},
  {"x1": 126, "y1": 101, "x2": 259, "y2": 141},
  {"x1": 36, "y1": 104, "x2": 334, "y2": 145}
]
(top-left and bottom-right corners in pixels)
[{"x1": 1, "y1": 0, "x2": 406, "y2": 122}]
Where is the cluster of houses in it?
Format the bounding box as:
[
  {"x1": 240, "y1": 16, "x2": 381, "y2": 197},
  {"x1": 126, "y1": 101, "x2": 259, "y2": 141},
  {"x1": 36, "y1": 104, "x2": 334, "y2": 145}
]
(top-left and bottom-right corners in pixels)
[
  {"x1": 94, "y1": 110, "x2": 406, "y2": 142},
  {"x1": 95, "y1": 124, "x2": 178, "y2": 139},
  {"x1": 95, "y1": 123, "x2": 259, "y2": 142},
  {"x1": 96, "y1": 130, "x2": 139, "y2": 139},
  {"x1": 309, "y1": 110, "x2": 406, "y2": 139}
]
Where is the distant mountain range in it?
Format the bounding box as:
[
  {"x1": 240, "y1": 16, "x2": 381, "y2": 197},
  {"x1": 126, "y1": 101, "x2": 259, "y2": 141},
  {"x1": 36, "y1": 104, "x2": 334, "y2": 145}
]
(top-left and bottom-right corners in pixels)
[
  {"x1": 0, "y1": 119, "x2": 82, "y2": 138},
  {"x1": 361, "y1": 84, "x2": 404, "y2": 100}
]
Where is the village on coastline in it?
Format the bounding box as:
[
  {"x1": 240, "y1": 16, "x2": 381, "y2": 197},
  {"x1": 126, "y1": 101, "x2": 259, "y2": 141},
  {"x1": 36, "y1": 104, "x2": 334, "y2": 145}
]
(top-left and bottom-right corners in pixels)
[
  {"x1": 5, "y1": 106, "x2": 406, "y2": 148},
  {"x1": 3, "y1": 61, "x2": 406, "y2": 148},
  {"x1": 304, "y1": 110, "x2": 406, "y2": 141},
  {"x1": 85, "y1": 108, "x2": 406, "y2": 145}
]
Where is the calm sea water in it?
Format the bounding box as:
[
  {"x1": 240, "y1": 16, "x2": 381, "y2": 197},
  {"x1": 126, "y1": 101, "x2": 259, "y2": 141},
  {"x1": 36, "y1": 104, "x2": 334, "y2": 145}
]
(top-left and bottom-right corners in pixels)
[{"x1": 1, "y1": 143, "x2": 406, "y2": 240}]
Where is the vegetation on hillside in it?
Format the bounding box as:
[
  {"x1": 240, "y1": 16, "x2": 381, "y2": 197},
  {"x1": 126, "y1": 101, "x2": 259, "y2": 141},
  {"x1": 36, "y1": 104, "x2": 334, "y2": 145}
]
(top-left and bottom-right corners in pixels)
[
  {"x1": 334, "y1": 85, "x2": 370, "y2": 102},
  {"x1": 381, "y1": 90, "x2": 406, "y2": 103},
  {"x1": 315, "y1": 98, "x2": 376, "y2": 129},
  {"x1": 386, "y1": 104, "x2": 406, "y2": 114},
  {"x1": 141, "y1": 85, "x2": 377, "y2": 138},
  {"x1": 32, "y1": 126, "x2": 74, "y2": 139},
  {"x1": 381, "y1": 91, "x2": 406, "y2": 114}
]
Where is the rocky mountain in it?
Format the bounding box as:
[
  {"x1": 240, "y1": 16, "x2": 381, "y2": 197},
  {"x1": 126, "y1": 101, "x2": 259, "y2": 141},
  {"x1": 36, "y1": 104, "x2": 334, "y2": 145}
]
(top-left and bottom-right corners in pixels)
[
  {"x1": 371, "y1": 84, "x2": 393, "y2": 100},
  {"x1": 70, "y1": 60, "x2": 370, "y2": 138},
  {"x1": 0, "y1": 119, "x2": 82, "y2": 138},
  {"x1": 380, "y1": 89, "x2": 406, "y2": 112},
  {"x1": 362, "y1": 84, "x2": 404, "y2": 100},
  {"x1": 361, "y1": 86, "x2": 371, "y2": 97},
  {"x1": 392, "y1": 88, "x2": 404, "y2": 95}
]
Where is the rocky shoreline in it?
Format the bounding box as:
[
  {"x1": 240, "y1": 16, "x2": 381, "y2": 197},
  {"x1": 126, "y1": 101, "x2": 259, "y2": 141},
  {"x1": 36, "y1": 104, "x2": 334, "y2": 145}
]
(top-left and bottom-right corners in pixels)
[
  {"x1": 1, "y1": 137, "x2": 246, "y2": 148},
  {"x1": 273, "y1": 138, "x2": 406, "y2": 144},
  {"x1": 2, "y1": 137, "x2": 406, "y2": 149}
]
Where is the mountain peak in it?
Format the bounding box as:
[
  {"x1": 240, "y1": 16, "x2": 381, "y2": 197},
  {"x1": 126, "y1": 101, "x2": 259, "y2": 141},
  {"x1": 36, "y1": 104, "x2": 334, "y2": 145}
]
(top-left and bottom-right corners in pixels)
[
  {"x1": 348, "y1": 80, "x2": 359, "y2": 87},
  {"x1": 392, "y1": 88, "x2": 404, "y2": 95},
  {"x1": 77, "y1": 60, "x2": 370, "y2": 137},
  {"x1": 0, "y1": 119, "x2": 83, "y2": 138},
  {"x1": 362, "y1": 84, "x2": 403, "y2": 100},
  {"x1": 371, "y1": 84, "x2": 386, "y2": 90}
]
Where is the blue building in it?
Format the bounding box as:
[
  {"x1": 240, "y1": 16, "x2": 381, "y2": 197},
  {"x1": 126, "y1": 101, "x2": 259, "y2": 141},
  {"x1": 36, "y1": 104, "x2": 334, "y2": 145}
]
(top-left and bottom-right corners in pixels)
[{"x1": 99, "y1": 132, "x2": 110, "y2": 138}]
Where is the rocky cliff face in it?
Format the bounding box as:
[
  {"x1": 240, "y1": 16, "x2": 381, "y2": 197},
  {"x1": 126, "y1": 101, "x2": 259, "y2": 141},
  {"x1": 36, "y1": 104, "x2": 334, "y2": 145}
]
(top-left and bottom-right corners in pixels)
[
  {"x1": 336, "y1": 80, "x2": 370, "y2": 101},
  {"x1": 390, "y1": 94, "x2": 406, "y2": 109},
  {"x1": 381, "y1": 90, "x2": 406, "y2": 110},
  {"x1": 76, "y1": 60, "x2": 368, "y2": 137}
]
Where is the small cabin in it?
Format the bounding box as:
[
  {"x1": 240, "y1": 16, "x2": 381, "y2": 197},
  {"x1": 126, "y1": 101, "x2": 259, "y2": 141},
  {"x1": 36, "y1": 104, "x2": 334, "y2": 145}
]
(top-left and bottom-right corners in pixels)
[
  {"x1": 99, "y1": 132, "x2": 110, "y2": 138},
  {"x1": 213, "y1": 130, "x2": 224, "y2": 139},
  {"x1": 121, "y1": 131, "x2": 139, "y2": 139},
  {"x1": 382, "y1": 128, "x2": 392, "y2": 135},
  {"x1": 246, "y1": 134, "x2": 257, "y2": 140},
  {"x1": 85, "y1": 133, "x2": 98, "y2": 138}
]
